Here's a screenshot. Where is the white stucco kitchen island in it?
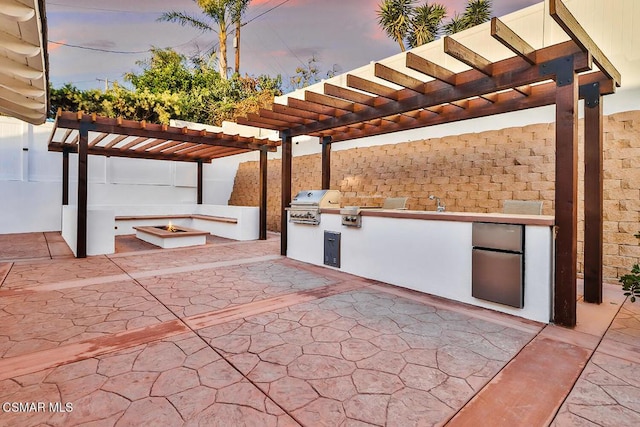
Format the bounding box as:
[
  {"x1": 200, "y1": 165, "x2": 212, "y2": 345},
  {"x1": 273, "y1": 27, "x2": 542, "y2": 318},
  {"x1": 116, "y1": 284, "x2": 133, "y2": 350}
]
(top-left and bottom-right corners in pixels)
[{"x1": 287, "y1": 209, "x2": 555, "y2": 323}]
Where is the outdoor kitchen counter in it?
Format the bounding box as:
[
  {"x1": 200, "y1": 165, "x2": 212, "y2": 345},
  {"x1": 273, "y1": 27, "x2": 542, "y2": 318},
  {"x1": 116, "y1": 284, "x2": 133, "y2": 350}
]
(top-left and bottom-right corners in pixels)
[
  {"x1": 320, "y1": 208, "x2": 555, "y2": 226},
  {"x1": 288, "y1": 208, "x2": 555, "y2": 323}
]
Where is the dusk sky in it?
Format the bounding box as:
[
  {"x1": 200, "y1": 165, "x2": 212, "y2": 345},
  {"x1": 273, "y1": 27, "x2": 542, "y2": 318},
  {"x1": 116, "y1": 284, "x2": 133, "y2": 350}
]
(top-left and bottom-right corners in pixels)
[{"x1": 46, "y1": 0, "x2": 540, "y2": 92}]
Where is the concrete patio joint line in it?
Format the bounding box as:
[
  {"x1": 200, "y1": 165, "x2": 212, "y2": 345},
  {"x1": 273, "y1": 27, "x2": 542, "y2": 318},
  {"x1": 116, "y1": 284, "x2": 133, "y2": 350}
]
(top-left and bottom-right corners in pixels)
[{"x1": 0, "y1": 320, "x2": 189, "y2": 381}]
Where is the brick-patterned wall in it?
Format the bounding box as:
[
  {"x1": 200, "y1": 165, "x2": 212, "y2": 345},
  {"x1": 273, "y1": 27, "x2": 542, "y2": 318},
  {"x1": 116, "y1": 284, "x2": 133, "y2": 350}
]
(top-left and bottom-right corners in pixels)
[{"x1": 229, "y1": 110, "x2": 640, "y2": 281}]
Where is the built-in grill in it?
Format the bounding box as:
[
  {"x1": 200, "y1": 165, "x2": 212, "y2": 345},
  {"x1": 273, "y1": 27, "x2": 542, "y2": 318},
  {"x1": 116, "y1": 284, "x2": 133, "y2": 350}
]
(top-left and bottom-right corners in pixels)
[{"x1": 287, "y1": 190, "x2": 341, "y2": 225}]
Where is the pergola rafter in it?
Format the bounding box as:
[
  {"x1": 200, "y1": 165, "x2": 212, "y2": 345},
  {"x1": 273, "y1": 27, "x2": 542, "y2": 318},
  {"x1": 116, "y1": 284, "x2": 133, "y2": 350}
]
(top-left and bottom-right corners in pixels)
[{"x1": 236, "y1": 0, "x2": 620, "y2": 327}]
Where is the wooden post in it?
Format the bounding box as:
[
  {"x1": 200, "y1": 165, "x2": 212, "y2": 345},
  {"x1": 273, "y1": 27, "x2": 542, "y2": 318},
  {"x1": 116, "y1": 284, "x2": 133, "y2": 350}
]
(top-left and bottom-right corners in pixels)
[
  {"x1": 321, "y1": 136, "x2": 331, "y2": 190},
  {"x1": 259, "y1": 149, "x2": 267, "y2": 240},
  {"x1": 197, "y1": 160, "x2": 203, "y2": 205},
  {"x1": 554, "y1": 67, "x2": 579, "y2": 327},
  {"x1": 281, "y1": 132, "x2": 292, "y2": 256},
  {"x1": 77, "y1": 123, "x2": 89, "y2": 258},
  {"x1": 582, "y1": 82, "x2": 604, "y2": 304},
  {"x1": 62, "y1": 149, "x2": 69, "y2": 205}
]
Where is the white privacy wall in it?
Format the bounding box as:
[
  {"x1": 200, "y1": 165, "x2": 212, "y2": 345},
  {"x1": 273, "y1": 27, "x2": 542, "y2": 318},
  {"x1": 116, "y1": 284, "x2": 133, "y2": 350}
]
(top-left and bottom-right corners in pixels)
[
  {"x1": 0, "y1": 117, "x2": 246, "y2": 234},
  {"x1": 2, "y1": 0, "x2": 640, "y2": 235}
]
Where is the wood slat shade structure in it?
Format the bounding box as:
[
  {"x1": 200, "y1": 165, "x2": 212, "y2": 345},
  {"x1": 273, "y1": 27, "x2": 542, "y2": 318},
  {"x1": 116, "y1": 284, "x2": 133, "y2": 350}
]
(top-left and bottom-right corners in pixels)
[
  {"x1": 0, "y1": 0, "x2": 48, "y2": 124},
  {"x1": 48, "y1": 110, "x2": 280, "y2": 259},
  {"x1": 237, "y1": 0, "x2": 620, "y2": 327},
  {"x1": 49, "y1": 111, "x2": 279, "y2": 163}
]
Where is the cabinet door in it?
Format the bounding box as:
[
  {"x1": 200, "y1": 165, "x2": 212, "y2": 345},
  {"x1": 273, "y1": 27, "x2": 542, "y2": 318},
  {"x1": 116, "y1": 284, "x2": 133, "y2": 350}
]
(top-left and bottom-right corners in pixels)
[{"x1": 472, "y1": 249, "x2": 523, "y2": 308}]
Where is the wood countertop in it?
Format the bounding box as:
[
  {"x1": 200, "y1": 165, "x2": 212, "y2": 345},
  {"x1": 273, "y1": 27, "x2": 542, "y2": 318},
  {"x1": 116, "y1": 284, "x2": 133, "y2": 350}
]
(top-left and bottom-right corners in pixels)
[{"x1": 319, "y1": 208, "x2": 555, "y2": 226}]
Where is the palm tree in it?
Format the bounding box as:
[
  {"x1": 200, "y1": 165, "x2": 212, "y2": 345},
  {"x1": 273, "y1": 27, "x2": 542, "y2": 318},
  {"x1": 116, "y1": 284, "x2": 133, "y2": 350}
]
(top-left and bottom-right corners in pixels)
[
  {"x1": 442, "y1": 13, "x2": 466, "y2": 35},
  {"x1": 230, "y1": 0, "x2": 250, "y2": 75},
  {"x1": 377, "y1": 0, "x2": 415, "y2": 52},
  {"x1": 377, "y1": 0, "x2": 492, "y2": 49},
  {"x1": 444, "y1": 0, "x2": 492, "y2": 35},
  {"x1": 407, "y1": 3, "x2": 447, "y2": 48},
  {"x1": 462, "y1": 0, "x2": 492, "y2": 27},
  {"x1": 159, "y1": 0, "x2": 251, "y2": 79}
]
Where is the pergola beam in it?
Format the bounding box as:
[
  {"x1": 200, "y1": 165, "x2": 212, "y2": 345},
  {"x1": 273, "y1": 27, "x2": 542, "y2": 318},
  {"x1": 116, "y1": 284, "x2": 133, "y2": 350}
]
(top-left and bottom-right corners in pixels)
[
  {"x1": 324, "y1": 71, "x2": 612, "y2": 143},
  {"x1": 491, "y1": 17, "x2": 536, "y2": 65},
  {"x1": 49, "y1": 142, "x2": 213, "y2": 163},
  {"x1": 347, "y1": 74, "x2": 400, "y2": 100},
  {"x1": 323, "y1": 83, "x2": 380, "y2": 107},
  {"x1": 272, "y1": 103, "x2": 325, "y2": 120},
  {"x1": 305, "y1": 91, "x2": 357, "y2": 112},
  {"x1": 288, "y1": 97, "x2": 348, "y2": 117},
  {"x1": 405, "y1": 52, "x2": 457, "y2": 85},
  {"x1": 374, "y1": 63, "x2": 425, "y2": 92},
  {"x1": 54, "y1": 112, "x2": 278, "y2": 153},
  {"x1": 550, "y1": 0, "x2": 621, "y2": 86},
  {"x1": 258, "y1": 108, "x2": 311, "y2": 125},
  {"x1": 444, "y1": 36, "x2": 494, "y2": 76},
  {"x1": 284, "y1": 46, "x2": 589, "y2": 137}
]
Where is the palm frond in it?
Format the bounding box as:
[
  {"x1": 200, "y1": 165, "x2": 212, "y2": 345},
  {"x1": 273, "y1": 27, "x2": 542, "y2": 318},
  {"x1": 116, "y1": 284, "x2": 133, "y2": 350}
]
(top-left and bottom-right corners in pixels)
[
  {"x1": 443, "y1": 13, "x2": 466, "y2": 35},
  {"x1": 408, "y1": 3, "x2": 447, "y2": 48},
  {"x1": 377, "y1": 0, "x2": 416, "y2": 51},
  {"x1": 462, "y1": 0, "x2": 492, "y2": 28},
  {"x1": 158, "y1": 11, "x2": 214, "y2": 32}
]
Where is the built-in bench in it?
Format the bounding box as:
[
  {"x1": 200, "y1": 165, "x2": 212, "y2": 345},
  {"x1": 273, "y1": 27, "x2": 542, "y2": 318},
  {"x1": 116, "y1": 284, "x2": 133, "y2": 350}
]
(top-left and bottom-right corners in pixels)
[
  {"x1": 115, "y1": 214, "x2": 238, "y2": 224},
  {"x1": 62, "y1": 204, "x2": 259, "y2": 256}
]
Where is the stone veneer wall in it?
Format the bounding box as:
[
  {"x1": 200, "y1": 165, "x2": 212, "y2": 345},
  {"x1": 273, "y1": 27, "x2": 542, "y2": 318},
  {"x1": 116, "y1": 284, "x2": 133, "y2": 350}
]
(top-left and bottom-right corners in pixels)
[{"x1": 229, "y1": 110, "x2": 640, "y2": 281}]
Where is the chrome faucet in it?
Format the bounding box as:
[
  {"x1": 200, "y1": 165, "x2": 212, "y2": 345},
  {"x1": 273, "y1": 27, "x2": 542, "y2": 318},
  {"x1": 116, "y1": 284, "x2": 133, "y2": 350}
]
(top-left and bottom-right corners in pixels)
[{"x1": 429, "y1": 195, "x2": 445, "y2": 212}]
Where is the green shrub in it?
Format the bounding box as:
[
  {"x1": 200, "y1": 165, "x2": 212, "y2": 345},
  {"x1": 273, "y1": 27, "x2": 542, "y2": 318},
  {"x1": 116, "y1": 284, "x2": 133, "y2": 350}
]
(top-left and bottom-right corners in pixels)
[{"x1": 620, "y1": 231, "x2": 640, "y2": 302}]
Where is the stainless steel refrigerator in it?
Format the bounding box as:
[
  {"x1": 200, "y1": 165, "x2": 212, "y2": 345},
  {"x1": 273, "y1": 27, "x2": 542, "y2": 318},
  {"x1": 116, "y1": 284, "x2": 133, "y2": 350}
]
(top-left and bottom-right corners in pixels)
[{"x1": 472, "y1": 222, "x2": 524, "y2": 308}]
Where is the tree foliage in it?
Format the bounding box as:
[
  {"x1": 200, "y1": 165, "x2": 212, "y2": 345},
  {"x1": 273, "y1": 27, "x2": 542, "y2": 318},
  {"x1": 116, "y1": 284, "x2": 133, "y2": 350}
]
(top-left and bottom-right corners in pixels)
[
  {"x1": 620, "y1": 232, "x2": 640, "y2": 303},
  {"x1": 49, "y1": 48, "x2": 282, "y2": 126},
  {"x1": 159, "y1": 0, "x2": 251, "y2": 79},
  {"x1": 407, "y1": 3, "x2": 447, "y2": 48},
  {"x1": 289, "y1": 56, "x2": 340, "y2": 90},
  {"x1": 377, "y1": 0, "x2": 493, "y2": 50},
  {"x1": 377, "y1": 0, "x2": 415, "y2": 52}
]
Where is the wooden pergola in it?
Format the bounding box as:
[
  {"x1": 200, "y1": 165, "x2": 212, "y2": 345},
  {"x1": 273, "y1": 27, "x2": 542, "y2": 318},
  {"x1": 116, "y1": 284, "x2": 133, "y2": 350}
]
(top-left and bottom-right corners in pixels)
[
  {"x1": 237, "y1": 0, "x2": 620, "y2": 327},
  {"x1": 47, "y1": 110, "x2": 279, "y2": 258}
]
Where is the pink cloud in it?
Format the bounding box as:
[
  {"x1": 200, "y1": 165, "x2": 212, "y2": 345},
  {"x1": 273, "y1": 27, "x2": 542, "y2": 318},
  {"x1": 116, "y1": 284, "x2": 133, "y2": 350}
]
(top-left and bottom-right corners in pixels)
[
  {"x1": 269, "y1": 50, "x2": 289, "y2": 57},
  {"x1": 48, "y1": 40, "x2": 65, "y2": 52}
]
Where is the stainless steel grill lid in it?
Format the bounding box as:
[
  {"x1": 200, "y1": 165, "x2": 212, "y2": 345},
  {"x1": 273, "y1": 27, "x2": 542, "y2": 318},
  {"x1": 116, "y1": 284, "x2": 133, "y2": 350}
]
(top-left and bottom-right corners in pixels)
[{"x1": 288, "y1": 190, "x2": 341, "y2": 225}]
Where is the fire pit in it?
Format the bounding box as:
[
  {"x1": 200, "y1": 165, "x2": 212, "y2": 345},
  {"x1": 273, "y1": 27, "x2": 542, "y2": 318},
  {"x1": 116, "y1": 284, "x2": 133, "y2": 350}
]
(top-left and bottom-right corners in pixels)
[
  {"x1": 154, "y1": 222, "x2": 181, "y2": 233},
  {"x1": 133, "y1": 223, "x2": 208, "y2": 248}
]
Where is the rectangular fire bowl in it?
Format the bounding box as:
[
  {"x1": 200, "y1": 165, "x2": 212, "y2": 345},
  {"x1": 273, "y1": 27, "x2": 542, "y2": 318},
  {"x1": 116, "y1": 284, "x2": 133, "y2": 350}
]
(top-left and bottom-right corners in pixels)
[{"x1": 134, "y1": 225, "x2": 209, "y2": 249}]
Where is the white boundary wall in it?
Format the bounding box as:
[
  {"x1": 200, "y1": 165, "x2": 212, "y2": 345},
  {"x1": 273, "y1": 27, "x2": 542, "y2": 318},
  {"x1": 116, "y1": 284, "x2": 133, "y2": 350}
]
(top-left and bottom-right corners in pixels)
[
  {"x1": 1, "y1": 0, "x2": 638, "y2": 236},
  {"x1": 0, "y1": 117, "x2": 264, "y2": 234}
]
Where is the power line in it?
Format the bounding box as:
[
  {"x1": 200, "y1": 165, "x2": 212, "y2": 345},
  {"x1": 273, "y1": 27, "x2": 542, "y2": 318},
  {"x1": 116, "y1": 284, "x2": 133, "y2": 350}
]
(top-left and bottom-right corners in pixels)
[
  {"x1": 242, "y1": 0, "x2": 292, "y2": 27},
  {"x1": 48, "y1": 40, "x2": 150, "y2": 54},
  {"x1": 48, "y1": 1, "x2": 160, "y2": 14},
  {"x1": 48, "y1": 31, "x2": 207, "y2": 55}
]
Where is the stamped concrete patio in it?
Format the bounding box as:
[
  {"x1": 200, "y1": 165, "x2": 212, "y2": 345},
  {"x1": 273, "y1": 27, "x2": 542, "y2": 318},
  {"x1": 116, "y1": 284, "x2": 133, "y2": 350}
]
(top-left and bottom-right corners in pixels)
[{"x1": 0, "y1": 233, "x2": 638, "y2": 426}]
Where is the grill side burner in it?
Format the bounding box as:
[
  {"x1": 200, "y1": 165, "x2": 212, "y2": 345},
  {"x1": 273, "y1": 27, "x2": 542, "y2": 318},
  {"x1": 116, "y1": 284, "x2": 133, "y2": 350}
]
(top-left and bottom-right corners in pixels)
[
  {"x1": 287, "y1": 190, "x2": 341, "y2": 225},
  {"x1": 341, "y1": 206, "x2": 363, "y2": 227}
]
